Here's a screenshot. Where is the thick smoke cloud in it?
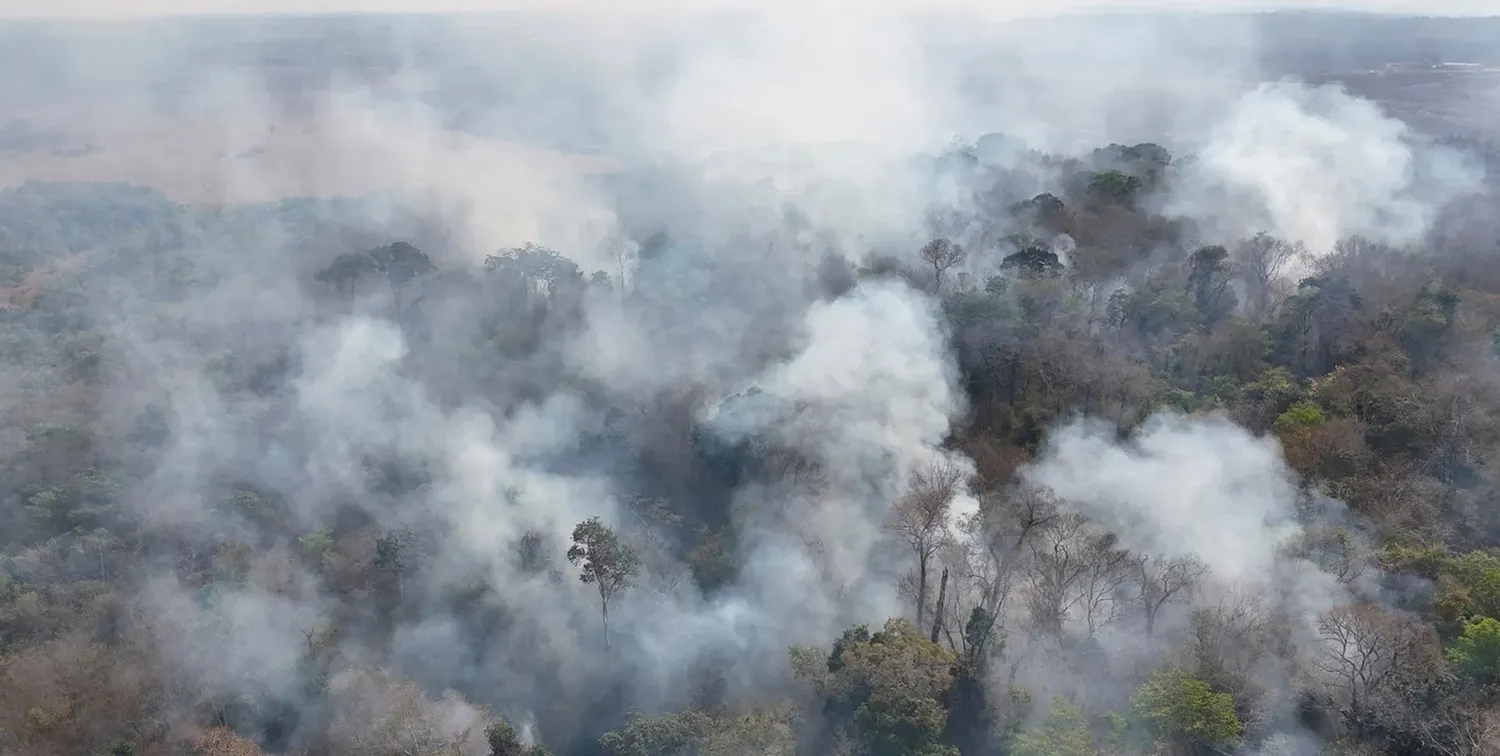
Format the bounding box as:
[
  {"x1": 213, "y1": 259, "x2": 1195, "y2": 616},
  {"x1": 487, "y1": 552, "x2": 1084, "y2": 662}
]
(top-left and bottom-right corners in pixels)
[
  {"x1": 0, "y1": 2, "x2": 1491, "y2": 753},
  {"x1": 1170, "y1": 81, "x2": 1485, "y2": 254},
  {"x1": 1023, "y1": 414, "x2": 1304, "y2": 587}
]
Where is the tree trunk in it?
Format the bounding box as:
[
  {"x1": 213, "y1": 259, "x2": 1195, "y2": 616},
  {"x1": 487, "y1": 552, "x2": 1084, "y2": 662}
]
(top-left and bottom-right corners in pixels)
[
  {"x1": 916, "y1": 552, "x2": 930, "y2": 629},
  {"x1": 931, "y1": 568, "x2": 949, "y2": 643},
  {"x1": 601, "y1": 597, "x2": 611, "y2": 655}
]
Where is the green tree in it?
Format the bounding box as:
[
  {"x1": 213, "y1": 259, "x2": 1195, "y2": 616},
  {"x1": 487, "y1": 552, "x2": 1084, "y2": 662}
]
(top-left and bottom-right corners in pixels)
[
  {"x1": 298, "y1": 526, "x2": 334, "y2": 568},
  {"x1": 567, "y1": 517, "x2": 640, "y2": 654},
  {"x1": 1010, "y1": 697, "x2": 1097, "y2": 756},
  {"x1": 794, "y1": 618, "x2": 958, "y2": 756},
  {"x1": 313, "y1": 249, "x2": 380, "y2": 296},
  {"x1": 1001, "y1": 245, "x2": 1064, "y2": 277},
  {"x1": 374, "y1": 525, "x2": 424, "y2": 600},
  {"x1": 1274, "y1": 400, "x2": 1327, "y2": 437},
  {"x1": 368, "y1": 241, "x2": 434, "y2": 292},
  {"x1": 599, "y1": 710, "x2": 712, "y2": 756},
  {"x1": 1085, "y1": 170, "x2": 1144, "y2": 207},
  {"x1": 1186, "y1": 245, "x2": 1237, "y2": 328},
  {"x1": 487, "y1": 718, "x2": 550, "y2": 756},
  {"x1": 1399, "y1": 279, "x2": 1459, "y2": 375},
  {"x1": 1130, "y1": 668, "x2": 1242, "y2": 755},
  {"x1": 1449, "y1": 617, "x2": 1500, "y2": 688},
  {"x1": 598, "y1": 707, "x2": 796, "y2": 756},
  {"x1": 1384, "y1": 547, "x2": 1500, "y2": 632}
]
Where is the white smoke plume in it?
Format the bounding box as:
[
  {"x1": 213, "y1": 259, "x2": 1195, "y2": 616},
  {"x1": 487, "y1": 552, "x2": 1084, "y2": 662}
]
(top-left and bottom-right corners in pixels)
[
  {"x1": 0, "y1": 3, "x2": 1490, "y2": 753},
  {"x1": 1023, "y1": 413, "x2": 1305, "y2": 586},
  {"x1": 1170, "y1": 81, "x2": 1485, "y2": 254}
]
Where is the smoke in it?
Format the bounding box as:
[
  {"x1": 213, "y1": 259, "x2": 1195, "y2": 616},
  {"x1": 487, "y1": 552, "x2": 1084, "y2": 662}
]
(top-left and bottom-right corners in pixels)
[
  {"x1": 1169, "y1": 81, "x2": 1486, "y2": 254},
  {"x1": 0, "y1": 3, "x2": 1491, "y2": 753},
  {"x1": 1021, "y1": 413, "x2": 1380, "y2": 628},
  {"x1": 704, "y1": 280, "x2": 971, "y2": 632},
  {"x1": 1024, "y1": 413, "x2": 1303, "y2": 586}
]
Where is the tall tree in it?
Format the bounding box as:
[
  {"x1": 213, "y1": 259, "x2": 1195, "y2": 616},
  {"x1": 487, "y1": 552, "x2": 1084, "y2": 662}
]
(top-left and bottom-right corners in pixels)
[
  {"x1": 888, "y1": 460, "x2": 967, "y2": 629},
  {"x1": 568, "y1": 517, "x2": 641, "y2": 654},
  {"x1": 1132, "y1": 554, "x2": 1207, "y2": 641},
  {"x1": 1234, "y1": 232, "x2": 1303, "y2": 319},
  {"x1": 919, "y1": 238, "x2": 966, "y2": 293},
  {"x1": 1311, "y1": 604, "x2": 1441, "y2": 738}
]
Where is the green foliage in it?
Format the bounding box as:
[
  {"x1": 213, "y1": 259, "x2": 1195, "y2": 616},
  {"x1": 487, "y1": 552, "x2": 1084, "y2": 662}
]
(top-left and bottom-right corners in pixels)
[
  {"x1": 1401, "y1": 279, "x2": 1460, "y2": 372},
  {"x1": 24, "y1": 469, "x2": 118, "y2": 535},
  {"x1": 1383, "y1": 546, "x2": 1500, "y2": 630},
  {"x1": 686, "y1": 525, "x2": 736, "y2": 592},
  {"x1": 1001, "y1": 245, "x2": 1065, "y2": 277},
  {"x1": 484, "y1": 242, "x2": 583, "y2": 291},
  {"x1": 298, "y1": 526, "x2": 334, "y2": 566},
  {"x1": 487, "y1": 718, "x2": 550, "y2": 756},
  {"x1": 598, "y1": 706, "x2": 796, "y2": 756},
  {"x1": 368, "y1": 241, "x2": 434, "y2": 290},
  {"x1": 1380, "y1": 543, "x2": 1452, "y2": 578},
  {"x1": 1111, "y1": 280, "x2": 1200, "y2": 339},
  {"x1": 1086, "y1": 170, "x2": 1145, "y2": 206},
  {"x1": 314, "y1": 241, "x2": 433, "y2": 296},
  {"x1": 1130, "y1": 668, "x2": 1242, "y2": 751},
  {"x1": 1010, "y1": 697, "x2": 1097, "y2": 756},
  {"x1": 97, "y1": 739, "x2": 135, "y2": 756},
  {"x1": 1275, "y1": 401, "x2": 1328, "y2": 434},
  {"x1": 567, "y1": 517, "x2": 641, "y2": 596},
  {"x1": 6, "y1": 124, "x2": 1500, "y2": 756},
  {"x1": 374, "y1": 526, "x2": 427, "y2": 587},
  {"x1": 599, "y1": 709, "x2": 713, "y2": 756},
  {"x1": 1187, "y1": 245, "x2": 1238, "y2": 327},
  {"x1": 1447, "y1": 616, "x2": 1500, "y2": 687},
  {"x1": 798, "y1": 619, "x2": 957, "y2": 756},
  {"x1": 1438, "y1": 552, "x2": 1500, "y2": 629},
  {"x1": 568, "y1": 517, "x2": 640, "y2": 651}
]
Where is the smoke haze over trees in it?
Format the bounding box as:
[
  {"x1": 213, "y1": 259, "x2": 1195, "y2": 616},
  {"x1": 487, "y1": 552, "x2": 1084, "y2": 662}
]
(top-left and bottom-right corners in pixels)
[{"x1": 0, "y1": 4, "x2": 1499, "y2": 756}]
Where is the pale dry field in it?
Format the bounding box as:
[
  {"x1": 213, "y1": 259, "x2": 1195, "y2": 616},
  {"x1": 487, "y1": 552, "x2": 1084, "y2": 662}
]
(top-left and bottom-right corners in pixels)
[{"x1": 0, "y1": 96, "x2": 620, "y2": 207}]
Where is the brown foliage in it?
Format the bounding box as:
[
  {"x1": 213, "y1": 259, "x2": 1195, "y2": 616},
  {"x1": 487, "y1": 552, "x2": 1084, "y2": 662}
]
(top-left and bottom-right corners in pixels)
[
  {"x1": 0, "y1": 632, "x2": 165, "y2": 755},
  {"x1": 181, "y1": 726, "x2": 268, "y2": 756}
]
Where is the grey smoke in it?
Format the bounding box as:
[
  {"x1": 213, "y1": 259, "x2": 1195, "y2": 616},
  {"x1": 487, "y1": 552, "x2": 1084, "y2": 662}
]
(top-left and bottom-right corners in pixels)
[{"x1": 5, "y1": 4, "x2": 1489, "y2": 751}]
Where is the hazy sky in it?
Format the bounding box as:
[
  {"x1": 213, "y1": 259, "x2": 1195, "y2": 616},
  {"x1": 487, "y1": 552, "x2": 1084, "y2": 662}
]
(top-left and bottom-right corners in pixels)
[{"x1": 1, "y1": 0, "x2": 1496, "y2": 19}]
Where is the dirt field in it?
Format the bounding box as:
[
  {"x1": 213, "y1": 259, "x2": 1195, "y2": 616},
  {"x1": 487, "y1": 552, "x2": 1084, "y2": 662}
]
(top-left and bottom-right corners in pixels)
[
  {"x1": 1306, "y1": 66, "x2": 1500, "y2": 141},
  {"x1": 0, "y1": 101, "x2": 620, "y2": 206}
]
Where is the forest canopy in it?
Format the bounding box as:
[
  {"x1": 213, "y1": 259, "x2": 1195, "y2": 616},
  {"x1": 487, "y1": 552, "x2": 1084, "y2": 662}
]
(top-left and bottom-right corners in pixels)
[{"x1": 2, "y1": 9, "x2": 1500, "y2": 756}]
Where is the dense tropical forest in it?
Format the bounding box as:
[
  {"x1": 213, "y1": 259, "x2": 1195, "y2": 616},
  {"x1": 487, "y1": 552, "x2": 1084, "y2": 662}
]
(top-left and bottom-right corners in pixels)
[{"x1": 4, "y1": 34, "x2": 1500, "y2": 756}]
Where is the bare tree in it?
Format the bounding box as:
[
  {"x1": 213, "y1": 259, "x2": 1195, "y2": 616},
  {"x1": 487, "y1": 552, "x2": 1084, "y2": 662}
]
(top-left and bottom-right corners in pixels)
[
  {"x1": 1024, "y1": 512, "x2": 1090, "y2": 639},
  {"x1": 1133, "y1": 554, "x2": 1208, "y2": 640},
  {"x1": 326, "y1": 667, "x2": 487, "y2": 756},
  {"x1": 919, "y1": 237, "x2": 966, "y2": 293},
  {"x1": 888, "y1": 460, "x2": 967, "y2": 628},
  {"x1": 608, "y1": 233, "x2": 638, "y2": 295},
  {"x1": 1234, "y1": 232, "x2": 1303, "y2": 317},
  {"x1": 1191, "y1": 593, "x2": 1274, "y2": 720},
  {"x1": 1415, "y1": 703, "x2": 1500, "y2": 756},
  {"x1": 974, "y1": 486, "x2": 1060, "y2": 616},
  {"x1": 1075, "y1": 533, "x2": 1135, "y2": 638},
  {"x1": 1290, "y1": 524, "x2": 1371, "y2": 587},
  {"x1": 1311, "y1": 604, "x2": 1441, "y2": 737},
  {"x1": 622, "y1": 496, "x2": 691, "y2": 598}
]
